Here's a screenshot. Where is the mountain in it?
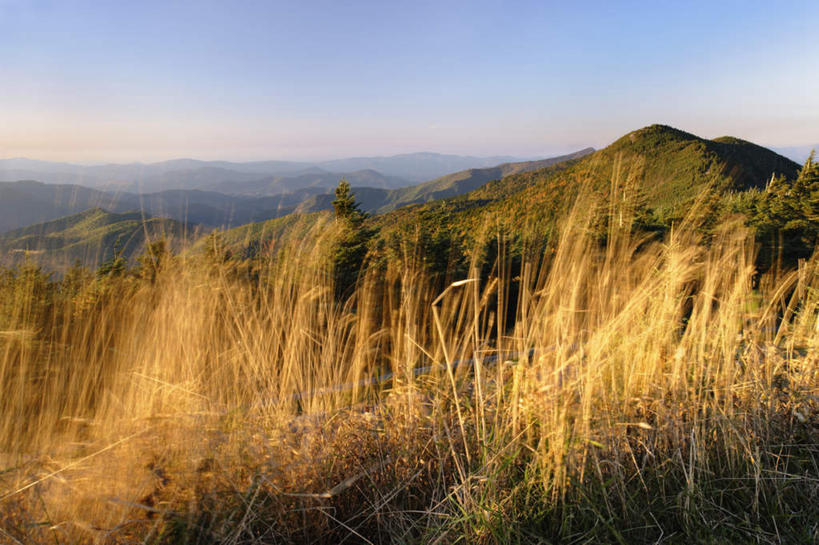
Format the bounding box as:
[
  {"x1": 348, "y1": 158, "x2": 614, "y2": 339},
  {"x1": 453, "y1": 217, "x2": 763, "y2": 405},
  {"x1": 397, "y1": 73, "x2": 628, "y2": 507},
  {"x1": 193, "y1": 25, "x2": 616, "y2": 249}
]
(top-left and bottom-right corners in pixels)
[
  {"x1": 210, "y1": 169, "x2": 408, "y2": 196},
  {"x1": 389, "y1": 124, "x2": 801, "y2": 235},
  {"x1": 291, "y1": 149, "x2": 596, "y2": 216},
  {"x1": 0, "y1": 150, "x2": 592, "y2": 233},
  {"x1": 315, "y1": 152, "x2": 531, "y2": 182},
  {"x1": 0, "y1": 181, "x2": 324, "y2": 232},
  {"x1": 216, "y1": 124, "x2": 801, "y2": 261},
  {"x1": 0, "y1": 208, "x2": 198, "y2": 272},
  {"x1": 6, "y1": 125, "x2": 801, "y2": 272},
  {"x1": 0, "y1": 158, "x2": 309, "y2": 192},
  {"x1": 0, "y1": 152, "x2": 536, "y2": 193},
  {"x1": 0, "y1": 181, "x2": 126, "y2": 233},
  {"x1": 586, "y1": 127, "x2": 800, "y2": 215},
  {"x1": 372, "y1": 148, "x2": 596, "y2": 212}
]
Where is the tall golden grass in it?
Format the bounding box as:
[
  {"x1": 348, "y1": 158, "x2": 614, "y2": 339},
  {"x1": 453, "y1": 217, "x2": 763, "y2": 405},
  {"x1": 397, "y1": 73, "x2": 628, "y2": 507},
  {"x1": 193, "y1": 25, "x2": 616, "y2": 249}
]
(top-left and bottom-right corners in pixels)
[{"x1": 1, "y1": 189, "x2": 817, "y2": 544}]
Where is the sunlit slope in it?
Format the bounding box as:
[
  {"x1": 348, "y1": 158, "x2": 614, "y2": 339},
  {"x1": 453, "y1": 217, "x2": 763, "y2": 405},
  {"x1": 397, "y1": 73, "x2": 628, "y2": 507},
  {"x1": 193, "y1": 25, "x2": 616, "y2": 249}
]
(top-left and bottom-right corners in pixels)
[
  {"x1": 294, "y1": 148, "x2": 595, "y2": 214},
  {"x1": 0, "y1": 181, "x2": 125, "y2": 233},
  {"x1": 0, "y1": 181, "x2": 339, "y2": 233},
  {"x1": 371, "y1": 124, "x2": 801, "y2": 242},
  {"x1": 0, "y1": 208, "x2": 199, "y2": 272},
  {"x1": 193, "y1": 211, "x2": 331, "y2": 257},
  {"x1": 212, "y1": 125, "x2": 800, "y2": 257},
  {"x1": 372, "y1": 147, "x2": 596, "y2": 212}
]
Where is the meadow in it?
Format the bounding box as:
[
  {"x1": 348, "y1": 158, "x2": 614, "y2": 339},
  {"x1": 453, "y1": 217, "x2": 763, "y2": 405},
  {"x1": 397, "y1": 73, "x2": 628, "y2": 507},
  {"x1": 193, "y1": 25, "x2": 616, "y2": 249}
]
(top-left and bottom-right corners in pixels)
[{"x1": 1, "y1": 178, "x2": 818, "y2": 544}]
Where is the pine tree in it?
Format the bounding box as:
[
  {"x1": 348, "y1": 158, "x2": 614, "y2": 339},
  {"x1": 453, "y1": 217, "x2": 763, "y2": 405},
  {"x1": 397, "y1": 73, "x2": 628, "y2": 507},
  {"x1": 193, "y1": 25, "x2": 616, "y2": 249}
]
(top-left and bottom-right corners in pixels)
[
  {"x1": 332, "y1": 179, "x2": 364, "y2": 224},
  {"x1": 750, "y1": 150, "x2": 818, "y2": 266},
  {"x1": 330, "y1": 180, "x2": 370, "y2": 299}
]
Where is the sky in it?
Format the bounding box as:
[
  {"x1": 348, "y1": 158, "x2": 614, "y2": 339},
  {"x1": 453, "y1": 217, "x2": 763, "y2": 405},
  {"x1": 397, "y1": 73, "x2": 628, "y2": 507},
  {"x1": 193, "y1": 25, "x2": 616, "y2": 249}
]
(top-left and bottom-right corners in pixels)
[{"x1": 1, "y1": 0, "x2": 817, "y2": 162}]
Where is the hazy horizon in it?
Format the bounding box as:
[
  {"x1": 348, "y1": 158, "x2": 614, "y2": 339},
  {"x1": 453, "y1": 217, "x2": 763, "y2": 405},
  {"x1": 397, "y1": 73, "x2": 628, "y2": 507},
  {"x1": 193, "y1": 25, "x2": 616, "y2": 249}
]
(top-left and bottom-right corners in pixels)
[{"x1": 2, "y1": 0, "x2": 817, "y2": 162}]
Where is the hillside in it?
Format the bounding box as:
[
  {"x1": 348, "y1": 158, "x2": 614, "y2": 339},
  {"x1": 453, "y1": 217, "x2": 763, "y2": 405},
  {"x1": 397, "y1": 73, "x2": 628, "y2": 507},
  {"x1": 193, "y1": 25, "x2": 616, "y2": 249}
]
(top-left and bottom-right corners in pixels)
[
  {"x1": 370, "y1": 124, "x2": 802, "y2": 242},
  {"x1": 0, "y1": 181, "x2": 328, "y2": 233},
  {"x1": 0, "y1": 181, "x2": 126, "y2": 233},
  {"x1": 212, "y1": 125, "x2": 801, "y2": 268},
  {"x1": 0, "y1": 208, "x2": 200, "y2": 272},
  {"x1": 372, "y1": 147, "x2": 596, "y2": 212},
  {"x1": 291, "y1": 148, "x2": 595, "y2": 215},
  {"x1": 316, "y1": 151, "x2": 530, "y2": 182}
]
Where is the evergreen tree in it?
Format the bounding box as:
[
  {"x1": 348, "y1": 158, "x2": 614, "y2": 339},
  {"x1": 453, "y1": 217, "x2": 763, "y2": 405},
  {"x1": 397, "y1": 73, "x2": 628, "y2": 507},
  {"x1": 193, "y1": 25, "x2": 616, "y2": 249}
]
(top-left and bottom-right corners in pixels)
[
  {"x1": 332, "y1": 179, "x2": 365, "y2": 224},
  {"x1": 750, "y1": 151, "x2": 818, "y2": 266},
  {"x1": 330, "y1": 180, "x2": 371, "y2": 299}
]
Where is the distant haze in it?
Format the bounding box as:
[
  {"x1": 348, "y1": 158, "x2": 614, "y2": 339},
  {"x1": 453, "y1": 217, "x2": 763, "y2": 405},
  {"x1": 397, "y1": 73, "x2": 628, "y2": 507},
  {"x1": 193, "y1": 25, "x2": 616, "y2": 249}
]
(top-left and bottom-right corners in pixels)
[
  {"x1": 1, "y1": 1, "x2": 816, "y2": 161},
  {"x1": 0, "y1": 152, "x2": 538, "y2": 191},
  {"x1": 774, "y1": 145, "x2": 818, "y2": 164}
]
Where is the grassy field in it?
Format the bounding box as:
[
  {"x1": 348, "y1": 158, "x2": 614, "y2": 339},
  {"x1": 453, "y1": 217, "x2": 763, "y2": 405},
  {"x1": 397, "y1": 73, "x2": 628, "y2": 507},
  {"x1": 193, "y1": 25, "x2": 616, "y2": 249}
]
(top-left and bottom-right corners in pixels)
[{"x1": 0, "y1": 182, "x2": 817, "y2": 544}]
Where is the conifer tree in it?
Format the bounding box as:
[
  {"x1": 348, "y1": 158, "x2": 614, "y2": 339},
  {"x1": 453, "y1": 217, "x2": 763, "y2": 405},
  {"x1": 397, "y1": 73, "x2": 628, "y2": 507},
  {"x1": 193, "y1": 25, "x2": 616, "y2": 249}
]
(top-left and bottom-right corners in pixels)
[
  {"x1": 330, "y1": 180, "x2": 370, "y2": 299},
  {"x1": 332, "y1": 179, "x2": 364, "y2": 224}
]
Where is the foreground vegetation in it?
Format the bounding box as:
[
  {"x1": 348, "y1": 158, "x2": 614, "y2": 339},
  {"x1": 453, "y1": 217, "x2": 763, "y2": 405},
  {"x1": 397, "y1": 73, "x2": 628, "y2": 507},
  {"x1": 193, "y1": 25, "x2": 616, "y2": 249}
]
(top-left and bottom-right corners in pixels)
[{"x1": 1, "y1": 162, "x2": 817, "y2": 543}]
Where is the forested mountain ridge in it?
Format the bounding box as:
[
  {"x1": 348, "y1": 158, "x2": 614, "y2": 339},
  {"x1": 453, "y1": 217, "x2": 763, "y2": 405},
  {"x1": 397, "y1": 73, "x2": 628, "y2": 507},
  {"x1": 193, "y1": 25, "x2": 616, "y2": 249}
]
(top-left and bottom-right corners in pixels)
[
  {"x1": 0, "y1": 152, "x2": 533, "y2": 193},
  {"x1": 0, "y1": 208, "x2": 199, "y2": 273},
  {"x1": 0, "y1": 151, "x2": 591, "y2": 233}
]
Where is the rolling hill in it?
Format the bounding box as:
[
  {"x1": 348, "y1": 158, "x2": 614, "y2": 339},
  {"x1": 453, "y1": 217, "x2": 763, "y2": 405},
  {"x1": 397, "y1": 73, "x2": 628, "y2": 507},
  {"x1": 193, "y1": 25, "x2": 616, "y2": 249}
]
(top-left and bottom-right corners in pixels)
[
  {"x1": 315, "y1": 152, "x2": 532, "y2": 182},
  {"x1": 0, "y1": 208, "x2": 200, "y2": 273},
  {"x1": 370, "y1": 148, "x2": 596, "y2": 212},
  {"x1": 0, "y1": 181, "x2": 329, "y2": 232},
  {"x1": 0, "y1": 181, "x2": 124, "y2": 233}
]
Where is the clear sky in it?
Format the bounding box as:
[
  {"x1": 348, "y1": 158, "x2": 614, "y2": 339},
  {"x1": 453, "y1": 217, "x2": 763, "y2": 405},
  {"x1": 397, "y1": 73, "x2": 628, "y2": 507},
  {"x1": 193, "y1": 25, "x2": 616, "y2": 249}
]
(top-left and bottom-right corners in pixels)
[{"x1": 1, "y1": 0, "x2": 817, "y2": 162}]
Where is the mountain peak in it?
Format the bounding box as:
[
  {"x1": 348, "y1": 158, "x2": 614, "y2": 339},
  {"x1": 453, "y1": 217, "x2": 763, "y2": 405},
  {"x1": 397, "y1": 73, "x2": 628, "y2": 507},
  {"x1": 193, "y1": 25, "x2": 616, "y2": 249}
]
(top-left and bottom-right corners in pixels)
[{"x1": 614, "y1": 124, "x2": 700, "y2": 148}]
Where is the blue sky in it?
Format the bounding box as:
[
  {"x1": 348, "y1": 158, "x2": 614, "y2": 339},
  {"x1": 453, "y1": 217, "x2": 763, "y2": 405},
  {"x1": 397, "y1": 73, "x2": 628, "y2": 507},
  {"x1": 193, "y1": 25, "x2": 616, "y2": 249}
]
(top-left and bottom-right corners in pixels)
[{"x1": 1, "y1": 0, "x2": 816, "y2": 161}]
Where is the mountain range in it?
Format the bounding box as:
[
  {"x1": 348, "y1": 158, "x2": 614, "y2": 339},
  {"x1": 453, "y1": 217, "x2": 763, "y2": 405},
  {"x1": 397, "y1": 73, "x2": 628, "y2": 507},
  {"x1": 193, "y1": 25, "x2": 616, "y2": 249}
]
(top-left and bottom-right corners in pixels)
[
  {"x1": 0, "y1": 208, "x2": 196, "y2": 272},
  {"x1": 219, "y1": 125, "x2": 802, "y2": 258},
  {"x1": 0, "y1": 152, "x2": 533, "y2": 193},
  {"x1": 0, "y1": 150, "x2": 593, "y2": 234},
  {"x1": 0, "y1": 125, "x2": 804, "y2": 272}
]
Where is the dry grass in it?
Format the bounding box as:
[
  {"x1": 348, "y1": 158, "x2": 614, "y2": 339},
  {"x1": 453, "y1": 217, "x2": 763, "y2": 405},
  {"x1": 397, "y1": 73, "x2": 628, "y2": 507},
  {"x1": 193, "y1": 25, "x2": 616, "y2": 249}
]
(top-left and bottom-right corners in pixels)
[{"x1": 1, "y1": 191, "x2": 817, "y2": 544}]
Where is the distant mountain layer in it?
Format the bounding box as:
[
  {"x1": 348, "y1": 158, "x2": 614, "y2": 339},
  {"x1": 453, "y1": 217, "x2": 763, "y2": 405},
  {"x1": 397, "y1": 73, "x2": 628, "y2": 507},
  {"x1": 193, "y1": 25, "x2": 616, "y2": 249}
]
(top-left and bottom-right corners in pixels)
[
  {"x1": 0, "y1": 181, "x2": 319, "y2": 233},
  {"x1": 374, "y1": 148, "x2": 596, "y2": 212},
  {"x1": 773, "y1": 145, "x2": 817, "y2": 164},
  {"x1": 0, "y1": 150, "x2": 591, "y2": 234},
  {"x1": 0, "y1": 152, "x2": 536, "y2": 193},
  {"x1": 211, "y1": 168, "x2": 408, "y2": 196},
  {"x1": 0, "y1": 208, "x2": 199, "y2": 273},
  {"x1": 293, "y1": 148, "x2": 596, "y2": 215},
  {"x1": 315, "y1": 152, "x2": 530, "y2": 182}
]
